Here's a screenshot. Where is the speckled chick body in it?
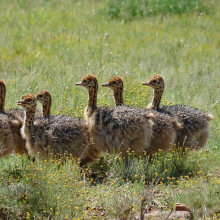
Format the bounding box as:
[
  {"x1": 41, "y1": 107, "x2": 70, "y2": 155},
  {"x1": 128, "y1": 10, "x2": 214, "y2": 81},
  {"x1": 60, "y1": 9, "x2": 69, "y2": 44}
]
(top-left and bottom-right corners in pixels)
[
  {"x1": 143, "y1": 74, "x2": 213, "y2": 150},
  {"x1": 0, "y1": 80, "x2": 26, "y2": 157}
]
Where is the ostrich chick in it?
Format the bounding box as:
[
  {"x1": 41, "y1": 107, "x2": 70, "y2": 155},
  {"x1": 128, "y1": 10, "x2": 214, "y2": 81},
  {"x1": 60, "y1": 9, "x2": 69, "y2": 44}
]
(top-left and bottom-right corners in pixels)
[
  {"x1": 143, "y1": 74, "x2": 213, "y2": 150},
  {"x1": 0, "y1": 79, "x2": 26, "y2": 157}
]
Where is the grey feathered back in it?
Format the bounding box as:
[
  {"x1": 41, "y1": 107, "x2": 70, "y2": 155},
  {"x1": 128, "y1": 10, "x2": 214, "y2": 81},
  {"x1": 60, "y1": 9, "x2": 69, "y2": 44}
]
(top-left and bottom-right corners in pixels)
[
  {"x1": 159, "y1": 104, "x2": 211, "y2": 149},
  {"x1": 87, "y1": 105, "x2": 154, "y2": 156},
  {"x1": 28, "y1": 115, "x2": 90, "y2": 158}
]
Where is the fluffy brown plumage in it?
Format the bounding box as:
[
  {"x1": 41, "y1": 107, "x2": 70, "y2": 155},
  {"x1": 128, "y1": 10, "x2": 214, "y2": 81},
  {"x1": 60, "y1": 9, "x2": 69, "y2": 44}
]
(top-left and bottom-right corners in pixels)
[
  {"x1": 0, "y1": 80, "x2": 26, "y2": 157},
  {"x1": 76, "y1": 74, "x2": 154, "y2": 159},
  {"x1": 143, "y1": 74, "x2": 213, "y2": 150},
  {"x1": 18, "y1": 94, "x2": 96, "y2": 163},
  {"x1": 102, "y1": 76, "x2": 182, "y2": 154}
]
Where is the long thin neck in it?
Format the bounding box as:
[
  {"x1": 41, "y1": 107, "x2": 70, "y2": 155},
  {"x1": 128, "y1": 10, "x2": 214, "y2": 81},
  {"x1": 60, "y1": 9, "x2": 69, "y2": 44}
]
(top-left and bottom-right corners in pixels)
[
  {"x1": 0, "y1": 81, "x2": 6, "y2": 113},
  {"x1": 87, "y1": 83, "x2": 98, "y2": 115},
  {"x1": 151, "y1": 86, "x2": 164, "y2": 110},
  {"x1": 114, "y1": 89, "x2": 124, "y2": 106},
  {"x1": 42, "y1": 100, "x2": 51, "y2": 117},
  {"x1": 24, "y1": 106, "x2": 36, "y2": 128}
]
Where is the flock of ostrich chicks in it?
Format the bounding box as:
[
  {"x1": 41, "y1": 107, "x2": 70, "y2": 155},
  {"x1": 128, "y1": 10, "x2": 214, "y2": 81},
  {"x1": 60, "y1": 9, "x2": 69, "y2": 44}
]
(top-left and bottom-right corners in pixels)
[{"x1": 0, "y1": 74, "x2": 213, "y2": 166}]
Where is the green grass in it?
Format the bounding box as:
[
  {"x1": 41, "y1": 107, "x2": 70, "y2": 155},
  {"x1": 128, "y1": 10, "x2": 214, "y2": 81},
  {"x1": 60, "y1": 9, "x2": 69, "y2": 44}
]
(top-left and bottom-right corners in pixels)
[
  {"x1": 0, "y1": 151, "x2": 219, "y2": 219},
  {"x1": 104, "y1": 0, "x2": 212, "y2": 21},
  {"x1": 0, "y1": 0, "x2": 219, "y2": 219}
]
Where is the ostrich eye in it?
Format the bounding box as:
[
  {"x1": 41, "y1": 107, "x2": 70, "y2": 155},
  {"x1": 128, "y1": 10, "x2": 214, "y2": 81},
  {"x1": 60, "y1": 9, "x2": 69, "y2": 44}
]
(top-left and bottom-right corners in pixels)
[
  {"x1": 26, "y1": 99, "x2": 32, "y2": 102},
  {"x1": 152, "y1": 80, "x2": 157, "y2": 83},
  {"x1": 38, "y1": 94, "x2": 43, "y2": 98},
  {"x1": 82, "y1": 80, "x2": 87, "y2": 83},
  {"x1": 112, "y1": 81, "x2": 116, "y2": 85}
]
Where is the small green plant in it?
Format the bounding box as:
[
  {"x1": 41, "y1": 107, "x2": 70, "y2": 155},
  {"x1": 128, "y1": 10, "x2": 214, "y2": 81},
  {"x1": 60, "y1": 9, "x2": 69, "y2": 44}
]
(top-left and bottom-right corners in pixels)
[
  {"x1": 104, "y1": 149, "x2": 200, "y2": 185},
  {"x1": 104, "y1": 0, "x2": 210, "y2": 20}
]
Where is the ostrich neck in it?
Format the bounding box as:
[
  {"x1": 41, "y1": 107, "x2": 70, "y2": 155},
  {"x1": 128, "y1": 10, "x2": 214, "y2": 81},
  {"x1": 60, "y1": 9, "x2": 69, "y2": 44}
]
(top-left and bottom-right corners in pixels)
[
  {"x1": 151, "y1": 87, "x2": 164, "y2": 110},
  {"x1": 42, "y1": 101, "x2": 51, "y2": 117},
  {"x1": 114, "y1": 89, "x2": 124, "y2": 106},
  {"x1": 0, "y1": 96, "x2": 5, "y2": 113},
  {"x1": 24, "y1": 107, "x2": 36, "y2": 128},
  {"x1": 0, "y1": 83, "x2": 6, "y2": 113},
  {"x1": 87, "y1": 86, "x2": 98, "y2": 116}
]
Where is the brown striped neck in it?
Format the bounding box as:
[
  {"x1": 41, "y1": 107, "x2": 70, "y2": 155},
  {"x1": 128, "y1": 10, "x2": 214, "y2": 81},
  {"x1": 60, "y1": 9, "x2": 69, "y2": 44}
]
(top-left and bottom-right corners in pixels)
[
  {"x1": 142, "y1": 75, "x2": 165, "y2": 110},
  {"x1": 87, "y1": 82, "x2": 98, "y2": 112},
  {"x1": 17, "y1": 94, "x2": 37, "y2": 129},
  {"x1": 113, "y1": 88, "x2": 124, "y2": 106},
  {"x1": 42, "y1": 101, "x2": 51, "y2": 117},
  {"x1": 76, "y1": 74, "x2": 98, "y2": 117},
  {"x1": 152, "y1": 87, "x2": 164, "y2": 109},
  {"x1": 0, "y1": 80, "x2": 6, "y2": 113},
  {"x1": 24, "y1": 106, "x2": 36, "y2": 128},
  {"x1": 36, "y1": 89, "x2": 52, "y2": 117}
]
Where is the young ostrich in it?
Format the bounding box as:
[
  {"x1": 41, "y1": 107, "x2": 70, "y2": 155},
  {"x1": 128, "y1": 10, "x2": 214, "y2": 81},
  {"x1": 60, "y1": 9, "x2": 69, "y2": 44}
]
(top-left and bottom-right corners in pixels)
[
  {"x1": 102, "y1": 76, "x2": 182, "y2": 154},
  {"x1": 17, "y1": 94, "x2": 96, "y2": 163},
  {"x1": 143, "y1": 74, "x2": 213, "y2": 150},
  {"x1": 76, "y1": 74, "x2": 155, "y2": 159},
  {"x1": 0, "y1": 80, "x2": 26, "y2": 157},
  {"x1": 36, "y1": 89, "x2": 100, "y2": 165}
]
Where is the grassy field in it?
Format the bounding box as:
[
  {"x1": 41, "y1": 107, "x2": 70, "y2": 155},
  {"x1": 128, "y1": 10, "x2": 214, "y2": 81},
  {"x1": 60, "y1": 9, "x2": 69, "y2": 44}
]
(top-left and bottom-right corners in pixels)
[{"x1": 0, "y1": 0, "x2": 219, "y2": 219}]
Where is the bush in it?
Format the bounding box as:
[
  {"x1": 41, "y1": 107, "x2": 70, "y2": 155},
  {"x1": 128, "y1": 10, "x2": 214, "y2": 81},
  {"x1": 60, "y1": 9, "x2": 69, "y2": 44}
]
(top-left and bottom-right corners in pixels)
[{"x1": 105, "y1": 0, "x2": 210, "y2": 20}]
